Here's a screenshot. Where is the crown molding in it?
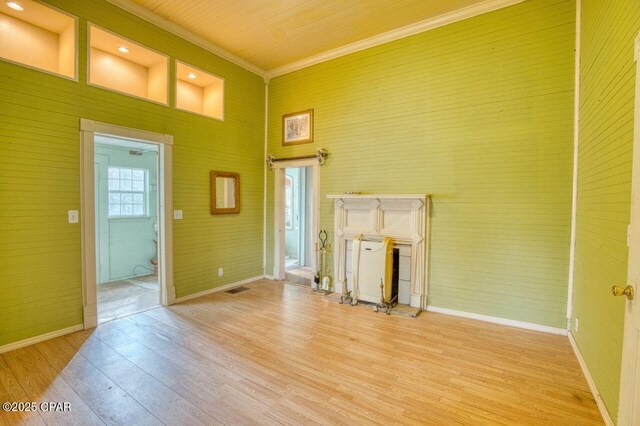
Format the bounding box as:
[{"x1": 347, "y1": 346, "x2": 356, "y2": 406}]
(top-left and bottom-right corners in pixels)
[
  {"x1": 105, "y1": 0, "x2": 266, "y2": 78},
  {"x1": 266, "y1": 0, "x2": 525, "y2": 78},
  {"x1": 107, "y1": 0, "x2": 525, "y2": 79}
]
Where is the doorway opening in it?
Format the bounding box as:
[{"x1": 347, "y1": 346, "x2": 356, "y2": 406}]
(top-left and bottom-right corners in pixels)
[
  {"x1": 284, "y1": 166, "x2": 314, "y2": 285},
  {"x1": 94, "y1": 135, "x2": 160, "y2": 323},
  {"x1": 80, "y1": 119, "x2": 175, "y2": 329},
  {"x1": 273, "y1": 157, "x2": 319, "y2": 283}
]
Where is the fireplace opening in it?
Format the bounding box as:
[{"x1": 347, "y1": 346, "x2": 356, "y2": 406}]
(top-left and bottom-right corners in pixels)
[{"x1": 392, "y1": 248, "x2": 399, "y2": 302}]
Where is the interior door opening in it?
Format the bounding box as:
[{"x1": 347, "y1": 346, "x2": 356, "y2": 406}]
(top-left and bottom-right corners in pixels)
[
  {"x1": 283, "y1": 166, "x2": 314, "y2": 285},
  {"x1": 94, "y1": 134, "x2": 161, "y2": 323}
]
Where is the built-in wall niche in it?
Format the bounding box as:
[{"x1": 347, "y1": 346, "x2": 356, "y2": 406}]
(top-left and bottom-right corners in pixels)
[
  {"x1": 175, "y1": 61, "x2": 224, "y2": 121},
  {"x1": 0, "y1": 0, "x2": 76, "y2": 79},
  {"x1": 88, "y1": 25, "x2": 168, "y2": 105}
]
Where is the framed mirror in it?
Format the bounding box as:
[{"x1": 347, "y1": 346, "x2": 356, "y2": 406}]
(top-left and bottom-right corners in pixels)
[{"x1": 210, "y1": 171, "x2": 240, "y2": 214}]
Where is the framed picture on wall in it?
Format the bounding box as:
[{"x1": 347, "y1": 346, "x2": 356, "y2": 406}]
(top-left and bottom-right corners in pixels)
[{"x1": 282, "y1": 109, "x2": 313, "y2": 145}]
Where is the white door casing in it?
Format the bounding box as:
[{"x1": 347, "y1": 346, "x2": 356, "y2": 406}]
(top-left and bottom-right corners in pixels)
[
  {"x1": 95, "y1": 154, "x2": 110, "y2": 284},
  {"x1": 272, "y1": 159, "x2": 320, "y2": 280},
  {"x1": 80, "y1": 119, "x2": 175, "y2": 329},
  {"x1": 617, "y1": 32, "x2": 640, "y2": 426},
  {"x1": 298, "y1": 167, "x2": 306, "y2": 267}
]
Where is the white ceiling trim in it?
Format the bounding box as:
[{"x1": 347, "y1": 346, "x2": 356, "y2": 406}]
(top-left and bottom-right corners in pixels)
[
  {"x1": 266, "y1": 0, "x2": 525, "y2": 78},
  {"x1": 107, "y1": 0, "x2": 524, "y2": 80},
  {"x1": 105, "y1": 0, "x2": 267, "y2": 77}
]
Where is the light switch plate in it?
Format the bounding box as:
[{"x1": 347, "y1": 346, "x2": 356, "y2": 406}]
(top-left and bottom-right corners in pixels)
[
  {"x1": 68, "y1": 210, "x2": 79, "y2": 224},
  {"x1": 173, "y1": 210, "x2": 183, "y2": 220}
]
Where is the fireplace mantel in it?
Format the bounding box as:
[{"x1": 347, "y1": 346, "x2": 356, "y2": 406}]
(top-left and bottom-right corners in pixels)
[
  {"x1": 327, "y1": 194, "x2": 427, "y2": 199},
  {"x1": 328, "y1": 194, "x2": 431, "y2": 309}
]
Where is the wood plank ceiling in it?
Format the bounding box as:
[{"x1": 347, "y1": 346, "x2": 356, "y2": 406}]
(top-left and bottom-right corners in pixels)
[{"x1": 125, "y1": 0, "x2": 489, "y2": 71}]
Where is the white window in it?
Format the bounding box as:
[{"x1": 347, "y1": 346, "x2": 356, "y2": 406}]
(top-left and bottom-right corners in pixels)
[{"x1": 108, "y1": 166, "x2": 148, "y2": 218}]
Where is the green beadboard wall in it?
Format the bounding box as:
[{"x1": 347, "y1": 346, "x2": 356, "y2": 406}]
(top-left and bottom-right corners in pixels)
[
  {"x1": 267, "y1": 0, "x2": 576, "y2": 328},
  {"x1": 572, "y1": 0, "x2": 640, "y2": 420},
  {"x1": 0, "y1": 0, "x2": 265, "y2": 346}
]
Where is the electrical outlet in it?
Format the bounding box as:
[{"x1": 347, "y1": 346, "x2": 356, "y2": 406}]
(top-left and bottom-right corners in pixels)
[
  {"x1": 173, "y1": 210, "x2": 183, "y2": 220},
  {"x1": 218, "y1": 268, "x2": 223, "y2": 277},
  {"x1": 574, "y1": 318, "x2": 579, "y2": 333},
  {"x1": 68, "y1": 210, "x2": 79, "y2": 224}
]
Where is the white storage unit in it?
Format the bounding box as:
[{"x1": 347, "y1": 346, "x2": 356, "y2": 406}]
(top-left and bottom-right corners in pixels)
[
  {"x1": 346, "y1": 239, "x2": 412, "y2": 305},
  {"x1": 351, "y1": 236, "x2": 394, "y2": 304}
]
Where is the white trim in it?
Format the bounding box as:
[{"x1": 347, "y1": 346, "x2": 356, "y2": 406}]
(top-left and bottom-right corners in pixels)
[
  {"x1": 426, "y1": 306, "x2": 568, "y2": 335},
  {"x1": 566, "y1": 0, "x2": 581, "y2": 330},
  {"x1": 106, "y1": 0, "x2": 523, "y2": 79},
  {"x1": 272, "y1": 158, "x2": 320, "y2": 280},
  {"x1": 87, "y1": 23, "x2": 171, "y2": 107},
  {"x1": 174, "y1": 275, "x2": 264, "y2": 303},
  {"x1": 105, "y1": 0, "x2": 266, "y2": 78},
  {"x1": 80, "y1": 119, "x2": 174, "y2": 145},
  {"x1": 327, "y1": 193, "x2": 426, "y2": 199},
  {"x1": 108, "y1": 0, "x2": 525, "y2": 79},
  {"x1": 80, "y1": 120, "x2": 175, "y2": 329},
  {"x1": 266, "y1": 0, "x2": 525, "y2": 78},
  {"x1": 0, "y1": 325, "x2": 83, "y2": 354},
  {"x1": 263, "y1": 81, "x2": 269, "y2": 275},
  {"x1": 618, "y1": 31, "x2": 640, "y2": 426},
  {"x1": 80, "y1": 130, "x2": 98, "y2": 328},
  {"x1": 568, "y1": 333, "x2": 615, "y2": 426},
  {"x1": 264, "y1": 275, "x2": 275, "y2": 280},
  {"x1": 274, "y1": 168, "x2": 285, "y2": 279}
]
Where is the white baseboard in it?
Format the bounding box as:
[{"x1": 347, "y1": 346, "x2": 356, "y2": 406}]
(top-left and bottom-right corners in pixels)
[
  {"x1": 0, "y1": 324, "x2": 84, "y2": 354},
  {"x1": 568, "y1": 333, "x2": 615, "y2": 426},
  {"x1": 426, "y1": 306, "x2": 568, "y2": 335},
  {"x1": 175, "y1": 275, "x2": 264, "y2": 303},
  {"x1": 264, "y1": 275, "x2": 275, "y2": 280}
]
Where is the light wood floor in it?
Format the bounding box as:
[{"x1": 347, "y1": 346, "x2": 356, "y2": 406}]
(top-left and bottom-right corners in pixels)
[
  {"x1": 97, "y1": 275, "x2": 159, "y2": 324},
  {"x1": 285, "y1": 266, "x2": 314, "y2": 286},
  {"x1": 0, "y1": 279, "x2": 602, "y2": 425}
]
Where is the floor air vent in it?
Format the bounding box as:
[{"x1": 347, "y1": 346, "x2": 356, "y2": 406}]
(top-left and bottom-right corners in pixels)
[{"x1": 226, "y1": 286, "x2": 249, "y2": 294}]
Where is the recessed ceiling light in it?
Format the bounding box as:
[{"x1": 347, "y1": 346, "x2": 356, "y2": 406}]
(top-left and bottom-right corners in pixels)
[
  {"x1": 187, "y1": 73, "x2": 197, "y2": 79},
  {"x1": 118, "y1": 46, "x2": 130, "y2": 54},
  {"x1": 6, "y1": 2, "x2": 24, "y2": 11}
]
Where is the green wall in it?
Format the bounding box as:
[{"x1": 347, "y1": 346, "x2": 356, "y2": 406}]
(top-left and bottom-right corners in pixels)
[
  {"x1": 2, "y1": 3, "x2": 636, "y2": 419},
  {"x1": 0, "y1": 0, "x2": 265, "y2": 346},
  {"x1": 267, "y1": 0, "x2": 576, "y2": 328},
  {"x1": 572, "y1": 0, "x2": 640, "y2": 420}
]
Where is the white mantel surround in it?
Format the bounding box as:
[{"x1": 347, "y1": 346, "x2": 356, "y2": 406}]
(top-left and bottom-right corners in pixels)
[{"x1": 328, "y1": 194, "x2": 431, "y2": 309}]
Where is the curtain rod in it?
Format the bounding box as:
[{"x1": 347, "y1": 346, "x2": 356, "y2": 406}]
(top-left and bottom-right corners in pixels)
[{"x1": 267, "y1": 148, "x2": 328, "y2": 170}]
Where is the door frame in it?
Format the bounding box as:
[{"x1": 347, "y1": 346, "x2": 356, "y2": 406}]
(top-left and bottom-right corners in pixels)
[
  {"x1": 618, "y1": 32, "x2": 640, "y2": 425},
  {"x1": 273, "y1": 159, "x2": 319, "y2": 280},
  {"x1": 297, "y1": 167, "x2": 307, "y2": 269},
  {"x1": 79, "y1": 119, "x2": 175, "y2": 328},
  {"x1": 94, "y1": 153, "x2": 110, "y2": 284}
]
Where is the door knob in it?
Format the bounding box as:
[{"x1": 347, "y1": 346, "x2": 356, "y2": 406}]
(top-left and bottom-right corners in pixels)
[{"x1": 611, "y1": 285, "x2": 635, "y2": 301}]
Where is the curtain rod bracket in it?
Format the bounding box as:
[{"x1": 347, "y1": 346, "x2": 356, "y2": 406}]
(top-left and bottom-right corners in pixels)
[
  {"x1": 266, "y1": 155, "x2": 276, "y2": 171},
  {"x1": 316, "y1": 148, "x2": 328, "y2": 166},
  {"x1": 266, "y1": 148, "x2": 329, "y2": 171}
]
